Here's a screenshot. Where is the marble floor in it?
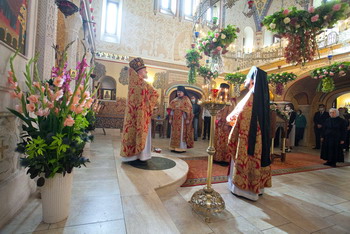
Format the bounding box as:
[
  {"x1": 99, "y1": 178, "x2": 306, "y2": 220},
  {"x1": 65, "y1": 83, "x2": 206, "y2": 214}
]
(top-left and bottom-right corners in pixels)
[{"x1": 1, "y1": 129, "x2": 350, "y2": 234}]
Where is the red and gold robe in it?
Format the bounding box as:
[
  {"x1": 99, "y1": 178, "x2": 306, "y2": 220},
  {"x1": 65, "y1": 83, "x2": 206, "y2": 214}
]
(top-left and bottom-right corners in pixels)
[
  {"x1": 120, "y1": 70, "x2": 159, "y2": 157},
  {"x1": 213, "y1": 105, "x2": 234, "y2": 163},
  {"x1": 168, "y1": 96, "x2": 194, "y2": 151},
  {"x1": 227, "y1": 92, "x2": 271, "y2": 194}
]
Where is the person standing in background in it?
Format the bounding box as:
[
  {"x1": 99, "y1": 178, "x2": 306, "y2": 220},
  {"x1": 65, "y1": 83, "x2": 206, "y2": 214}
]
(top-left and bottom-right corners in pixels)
[
  {"x1": 313, "y1": 104, "x2": 330, "y2": 149},
  {"x1": 285, "y1": 103, "x2": 296, "y2": 152},
  {"x1": 295, "y1": 109, "x2": 307, "y2": 146},
  {"x1": 191, "y1": 96, "x2": 201, "y2": 141},
  {"x1": 202, "y1": 107, "x2": 211, "y2": 140},
  {"x1": 321, "y1": 108, "x2": 347, "y2": 167}
]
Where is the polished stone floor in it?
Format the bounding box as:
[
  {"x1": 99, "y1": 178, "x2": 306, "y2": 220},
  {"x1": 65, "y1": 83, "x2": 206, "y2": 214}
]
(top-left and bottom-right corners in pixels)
[{"x1": 1, "y1": 129, "x2": 350, "y2": 234}]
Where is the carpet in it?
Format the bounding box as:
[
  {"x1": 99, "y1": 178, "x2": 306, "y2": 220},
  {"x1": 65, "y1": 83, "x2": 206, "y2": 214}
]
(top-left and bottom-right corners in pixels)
[{"x1": 182, "y1": 153, "x2": 350, "y2": 187}]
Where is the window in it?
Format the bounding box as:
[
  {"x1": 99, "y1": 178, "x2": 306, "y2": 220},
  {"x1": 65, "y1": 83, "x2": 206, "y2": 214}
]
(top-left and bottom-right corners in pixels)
[
  {"x1": 183, "y1": 0, "x2": 199, "y2": 19},
  {"x1": 160, "y1": 0, "x2": 177, "y2": 15},
  {"x1": 313, "y1": 0, "x2": 331, "y2": 8},
  {"x1": 101, "y1": 0, "x2": 122, "y2": 43}
]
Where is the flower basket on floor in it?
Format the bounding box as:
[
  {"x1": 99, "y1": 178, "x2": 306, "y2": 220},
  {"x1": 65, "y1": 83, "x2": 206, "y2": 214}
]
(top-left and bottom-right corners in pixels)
[{"x1": 6, "y1": 41, "x2": 96, "y2": 223}]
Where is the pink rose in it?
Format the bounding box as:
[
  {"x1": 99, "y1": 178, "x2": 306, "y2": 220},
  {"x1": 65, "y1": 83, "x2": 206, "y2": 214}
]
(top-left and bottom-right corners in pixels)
[
  {"x1": 26, "y1": 103, "x2": 36, "y2": 112},
  {"x1": 216, "y1": 46, "x2": 222, "y2": 51},
  {"x1": 311, "y1": 14, "x2": 319, "y2": 22},
  {"x1": 283, "y1": 9, "x2": 289, "y2": 15},
  {"x1": 330, "y1": 72, "x2": 334, "y2": 76},
  {"x1": 324, "y1": 71, "x2": 328, "y2": 75},
  {"x1": 308, "y1": 7, "x2": 315, "y2": 13},
  {"x1": 214, "y1": 33, "x2": 220, "y2": 38},
  {"x1": 64, "y1": 115, "x2": 75, "y2": 127},
  {"x1": 27, "y1": 95, "x2": 39, "y2": 104},
  {"x1": 332, "y1": 4, "x2": 341, "y2": 11}
]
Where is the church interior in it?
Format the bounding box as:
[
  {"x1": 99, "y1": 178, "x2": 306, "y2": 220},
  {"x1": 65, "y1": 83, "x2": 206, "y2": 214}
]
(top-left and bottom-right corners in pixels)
[{"x1": 1, "y1": 0, "x2": 350, "y2": 233}]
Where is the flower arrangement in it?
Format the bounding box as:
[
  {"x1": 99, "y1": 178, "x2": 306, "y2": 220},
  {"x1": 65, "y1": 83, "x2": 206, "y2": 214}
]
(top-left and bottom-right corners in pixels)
[
  {"x1": 268, "y1": 72, "x2": 297, "y2": 95},
  {"x1": 7, "y1": 42, "x2": 96, "y2": 186},
  {"x1": 185, "y1": 48, "x2": 201, "y2": 84},
  {"x1": 224, "y1": 72, "x2": 246, "y2": 85},
  {"x1": 311, "y1": 61, "x2": 350, "y2": 93},
  {"x1": 197, "y1": 24, "x2": 239, "y2": 56},
  {"x1": 262, "y1": 1, "x2": 350, "y2": 65},
  {"x1": 198, "y1": 66, "x2": 219, "y2": 83}
]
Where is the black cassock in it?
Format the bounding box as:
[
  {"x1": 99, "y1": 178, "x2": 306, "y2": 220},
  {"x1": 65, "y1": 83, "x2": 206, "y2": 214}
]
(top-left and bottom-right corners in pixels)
[{"x1": 320, "y1": 117, "x2": 347, "y2": 164}]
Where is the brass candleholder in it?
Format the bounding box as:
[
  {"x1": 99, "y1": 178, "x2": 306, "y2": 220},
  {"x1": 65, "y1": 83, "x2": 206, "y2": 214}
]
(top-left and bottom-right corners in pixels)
[{"x1": 189, "y1": 101, "x2": 230, "y2": 222}]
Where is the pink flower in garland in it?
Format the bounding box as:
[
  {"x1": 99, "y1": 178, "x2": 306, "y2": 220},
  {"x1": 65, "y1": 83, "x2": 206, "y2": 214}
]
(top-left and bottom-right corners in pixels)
[
  {"x1": 283, "y1": 9, "x2": 289, "y2": 15},
  {"x1": 311, "y1": 14, "x2": 319, "y2": 22},
  {"x1": 308, "y1": 7, "x2": 315, "y2": 13},
  {"x1": 329, "y1": 72, "x2": 334, "y2": 76},
  {"x1": 332, "y1": 4, "x2": 341, "y2": 11}
]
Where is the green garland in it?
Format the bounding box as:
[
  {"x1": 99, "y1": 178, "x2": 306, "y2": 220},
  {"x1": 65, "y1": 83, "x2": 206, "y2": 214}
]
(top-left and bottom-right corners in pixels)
[
  {"x1": 224, "y1": 72, "x2": 246, "y2": 85},
  {"x1": 197, "y1": 24, "x2": 238, "y2": 56},
  {"x1": 311, "y1": 62, "x2": 350, "y2": 93},
  {"x1": 185, "y1": 48, "x2": 201, "y2": 84},
  {"x1": 267, "y1": 72, "x2": 297, "y2": 85},
  {"x1": 198, "y1": 66, "x2": 218, "y2": 81}
]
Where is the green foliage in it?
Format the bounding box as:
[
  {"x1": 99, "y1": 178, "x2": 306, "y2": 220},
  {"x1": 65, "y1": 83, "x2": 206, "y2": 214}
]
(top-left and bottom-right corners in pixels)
[
  {"x1": 197, "y1": 24, "x2": 238, "y2": 56},
  {"x1": 198, "y1": 66, "x2": 219, "y2": 81},
  {"x1": 224, "y1": 73, "x2": 246, "y2": 85},
  {"x1": 185, "y1": 49, "x2": 201, "y2": 84},
  {"x1": 311, "y1": 62, "x2": 350, "y2": 93},
  {"x1": 267, "y1": 72, "x2": 297, "y2": 85}
]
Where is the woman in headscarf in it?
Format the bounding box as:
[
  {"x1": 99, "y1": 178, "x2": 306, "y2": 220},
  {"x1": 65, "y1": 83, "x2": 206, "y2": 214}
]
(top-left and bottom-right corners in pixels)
[
  {"x1": 226, "y1": 66, "x2": 271, "y2": 201},
  {"x1": 213, "y1": 83, "x2": 235, "y2": 164},
  {"x1": 168, "y1": 86, "x2": 194, "y2": 152},
  {"x1": 320, "y1": 108, "x2": 347, "y2": 167}
]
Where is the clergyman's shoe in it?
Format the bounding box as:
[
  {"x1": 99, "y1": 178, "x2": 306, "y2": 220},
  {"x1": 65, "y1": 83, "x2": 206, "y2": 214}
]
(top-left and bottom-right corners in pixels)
[{"x1": 323, "y1": 162, "x2": 331, "y2": 166}]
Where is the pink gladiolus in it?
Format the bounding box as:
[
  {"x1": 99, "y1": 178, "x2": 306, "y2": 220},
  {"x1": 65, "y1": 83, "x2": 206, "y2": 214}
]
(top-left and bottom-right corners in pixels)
[
  {"x1": 15, "y1": 104, "x2": 22, "y2": 113},
  {"x1": 47, "y1": 101, "x2": 54, "y2": 109},
  {"x1": 75, "y1": 105, "x2": 84, "y2": 114},
  {"x1": 85, "y1": 99, "x2": 93, "y2": 108},
  {"x1": 64, "y1": 115, "x2": 75, "y2": 127},
  {"x1": 70, "y1": 105, "x2": 77, "y2": 112},
  {"x1": 283, "y1": 9, "x2": 289, "y2": 15},
  {"x1": 53, "y1": 76, "x2": 64, "y2": 87},
  {"x1": 332, "y1": 4, "x2": 341, "y2": 11},
  {"x1": 311, "y1": 14, "x2": 319, "y2": 22},
  {"x1": 83, "y1": 91, "x2": 90, "y2": 99},
  {"x1": 33, "y1": 82, "x2": 41, "y2": 89},
  {"x1": 216, "y1": 46, "x2": 222, "y2": 51},
  {"x1": 27, "y1": 95, "x2": 39, "y2": 104},
  {"x1": 54, "y1": 108, "x2": 59, "y2": 114},
  {"x1": 9, "y1": 82, "x2": 18, "y2": 89},
  {"x1": 35, "y1": 109, "x2": 44, "y2": 116},
  {"x1": 10, "y1": 91, "x2": 17, "y2": 99},
  {"x1": 7, "y1": 76, "x2": 15, "y2": 85},
  {"x1": 54, "y1": 90, "x2": 64, "y2": 100},
  {"x1": 72, "y1": 96, "x2": 80, "y2": 105},
  {"x1": 17, "y1": 92, "x2": 23, "y2": 100},
  {"x1": 26, "y1": 103, "x2": 36, "y2": 112},
  {"x1": 42, "y1": 108, "x2": 50, "y2": 116},
  {"x1": 308, "y1": 7, "x2": 315, "y2": 13}
]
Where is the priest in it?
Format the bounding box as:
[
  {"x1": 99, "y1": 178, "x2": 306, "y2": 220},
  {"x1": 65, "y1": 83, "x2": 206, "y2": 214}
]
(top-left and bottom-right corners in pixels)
[{"x1": 120, "y1": 57, "x2": 159, "y2": 162}]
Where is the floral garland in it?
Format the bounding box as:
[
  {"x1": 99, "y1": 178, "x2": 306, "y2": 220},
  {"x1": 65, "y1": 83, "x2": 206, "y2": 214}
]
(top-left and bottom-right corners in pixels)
[
  {"x1": 268, "y1": 72, "x2": 297, "y2": 95},
  {"x1": 311, "y1": 61, "x2": 350, "y2": 93},
  {"x1": 224, "y1": 72, "x2": 246, "y2": 85},
  {"x1": 185, "y1": 48, "x2": 201, "y2": 84},
  {"x1": 197, "y1": 24, "x2": 239, "y2": 56},
  {"x1": 198, "y1": 66, "x2": 219, "y2": 83},
  {"x1": 262, "y1": 1, "x2": 350, "y2": 65}
]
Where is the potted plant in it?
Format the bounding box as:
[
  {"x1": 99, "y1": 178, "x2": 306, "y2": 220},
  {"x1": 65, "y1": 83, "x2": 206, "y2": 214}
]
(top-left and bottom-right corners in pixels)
[{"x1": 6, "y1": 42, "x2": 96, "y2": 223}]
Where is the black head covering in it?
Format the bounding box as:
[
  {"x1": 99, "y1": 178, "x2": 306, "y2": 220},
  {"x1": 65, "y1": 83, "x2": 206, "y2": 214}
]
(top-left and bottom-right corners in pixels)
[
  {"x1": 220, "y1": 83, "x2": 230, "y2": 89},
  {"x1": 247, "y1": 67, "x2": 271, "y2": 167},
  {"x1": 176, "y1": 86, "x2": 190, "y2": 98}
]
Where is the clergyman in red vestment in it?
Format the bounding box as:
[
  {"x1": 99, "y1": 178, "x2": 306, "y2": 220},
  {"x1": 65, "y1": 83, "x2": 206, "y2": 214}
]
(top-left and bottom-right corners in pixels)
[{"x1": 120, "y1": 57, "x2": 159, "y2": 162}]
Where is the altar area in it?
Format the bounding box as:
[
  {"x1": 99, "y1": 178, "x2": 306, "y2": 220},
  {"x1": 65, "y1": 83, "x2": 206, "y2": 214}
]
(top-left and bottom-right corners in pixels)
[{"x1": 3, "y1": 128, "x2": 350, "y2": 233}]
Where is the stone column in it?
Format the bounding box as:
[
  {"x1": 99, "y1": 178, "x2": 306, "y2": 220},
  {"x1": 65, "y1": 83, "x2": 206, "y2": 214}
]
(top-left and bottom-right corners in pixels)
[
  {"x1": 298, "y1": 105, "x2": 311, "y2": 146},
  {"x1": 35, "y1": 0, "x2": 58, "y2": 80},
  {"x1": 64, "y1": 10, "x2": 83, "y2": 70}
]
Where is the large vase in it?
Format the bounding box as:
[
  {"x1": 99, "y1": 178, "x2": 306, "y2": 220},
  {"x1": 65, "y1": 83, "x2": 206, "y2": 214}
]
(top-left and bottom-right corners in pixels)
[
  {"x1": 41, "y1": 172, "x2": 74, "y2": 223},
  {"x1": 210, "y1": 51, "x2": 224, "y2": 74}
]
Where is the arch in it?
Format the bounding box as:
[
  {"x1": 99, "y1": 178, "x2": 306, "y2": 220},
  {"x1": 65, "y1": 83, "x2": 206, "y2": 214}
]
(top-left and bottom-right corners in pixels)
[
  {"x1": 100, "y1": 76, "x2": 116, "y2": 89},
  {"x1": 294, "y1": 92, "x2": 309, "y2": 105},
  {"x1": 98, "y1": 76, "x2": 117, "y2": 100},
  {"x1": 243, "y1": 27, "x2": 254, "y2": 53}
]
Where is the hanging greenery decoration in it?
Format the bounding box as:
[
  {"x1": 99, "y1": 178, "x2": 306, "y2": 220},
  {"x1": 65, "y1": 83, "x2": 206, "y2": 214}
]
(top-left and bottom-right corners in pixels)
[
  {"x1": 268, "y1": 72, "x2": 297, "y2": 95},
  {"x1": 198, "y1": 66, "x2": 219, "y2": 83},
  {"x1": 262, "y1": 1, "x2": 350, "y2": 65},
  {"x1": 224, "y1": 72, "x2": 246, "y2": 85},
  {"x1": 185, "y1": 48, "x2": 201, "y2": 84},
  {"x1": 311, "y1": 62, "x2": 350, "y2": 93},
  {"x1": 197, "y1": 24, "x2": 239, "y2": 56}
]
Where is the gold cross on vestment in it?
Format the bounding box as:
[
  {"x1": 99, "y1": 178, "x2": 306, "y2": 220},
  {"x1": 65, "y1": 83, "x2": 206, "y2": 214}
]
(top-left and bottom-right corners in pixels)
[{"x1": 0, "y1": 139, "x2": 9, "y2": 160}]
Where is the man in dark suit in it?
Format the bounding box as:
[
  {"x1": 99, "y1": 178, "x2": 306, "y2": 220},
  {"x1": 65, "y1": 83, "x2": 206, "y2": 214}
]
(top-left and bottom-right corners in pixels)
[{"x1": 313, "y1": 104, "x2": 330, "y2": 149}]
